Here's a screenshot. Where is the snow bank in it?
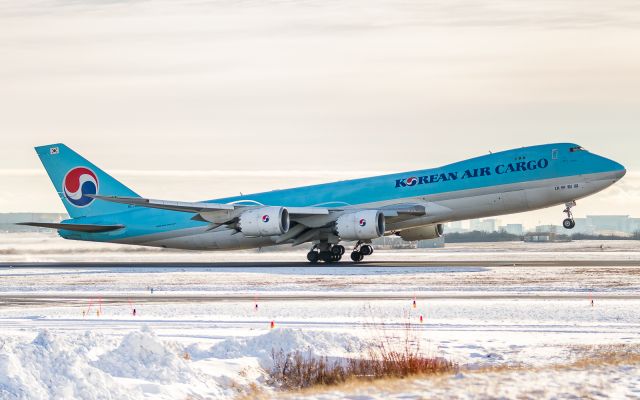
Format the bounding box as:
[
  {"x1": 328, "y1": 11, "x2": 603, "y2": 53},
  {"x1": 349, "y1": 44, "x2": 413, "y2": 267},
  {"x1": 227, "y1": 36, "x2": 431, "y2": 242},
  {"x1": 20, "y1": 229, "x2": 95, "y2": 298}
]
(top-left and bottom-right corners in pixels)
[
  {"x1": 0, "y1": 330, "x2": 138, "y2": 400},
  {"x1": 205, "y1": 328, "x2": 368, "y2": 368},
  {"x1": 93, "y1": 327, "x2": 193, "y2": 384},
  {"x1": 0, "y1": 329, "x2": 231, "y2": 400}
]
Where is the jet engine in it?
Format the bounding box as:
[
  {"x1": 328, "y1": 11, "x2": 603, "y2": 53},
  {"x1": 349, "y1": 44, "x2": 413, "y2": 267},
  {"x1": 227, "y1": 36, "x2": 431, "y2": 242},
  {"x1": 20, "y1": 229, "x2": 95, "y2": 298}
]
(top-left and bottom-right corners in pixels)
[
  {"x1": 238, "y1": 206, "x2": 290, "y2": 237},
  {"x1": 397, "y1": 224, "x2": 444, "y2": 241},
  {"x1": 335, "y1": 210, "x2": 385, "y2": 240}
]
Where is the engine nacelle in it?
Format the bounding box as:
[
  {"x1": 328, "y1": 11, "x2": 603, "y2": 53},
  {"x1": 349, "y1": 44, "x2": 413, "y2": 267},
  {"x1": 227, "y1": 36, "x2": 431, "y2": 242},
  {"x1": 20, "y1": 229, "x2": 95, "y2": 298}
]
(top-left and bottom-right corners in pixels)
[
  {"x1": 335, "y1": 210, "x2": 385, "y2": 240},
  {"x1": 238, "y1": 207, "x2": 290, "y2": 237},
  {"x1": 397, "y1": 224, "x2": 444, "y2": 241}
]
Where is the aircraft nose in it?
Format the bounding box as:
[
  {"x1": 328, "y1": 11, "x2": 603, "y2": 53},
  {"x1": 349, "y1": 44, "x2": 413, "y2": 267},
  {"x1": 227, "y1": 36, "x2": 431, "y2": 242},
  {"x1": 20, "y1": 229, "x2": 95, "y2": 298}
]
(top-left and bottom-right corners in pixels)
[{"x1": 611, "y1": 160, "x2": 626, "y2": 179}]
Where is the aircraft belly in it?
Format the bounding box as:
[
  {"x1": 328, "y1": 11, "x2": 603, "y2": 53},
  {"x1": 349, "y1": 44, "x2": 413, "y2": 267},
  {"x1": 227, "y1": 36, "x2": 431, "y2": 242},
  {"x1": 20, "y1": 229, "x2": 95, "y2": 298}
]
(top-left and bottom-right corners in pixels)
[
  {"x1": 139, "y1": 229, "x2": 276, "y2": 250},
  {"x1": 442, "y1": 190, "x2": 529, "y2": 218}
]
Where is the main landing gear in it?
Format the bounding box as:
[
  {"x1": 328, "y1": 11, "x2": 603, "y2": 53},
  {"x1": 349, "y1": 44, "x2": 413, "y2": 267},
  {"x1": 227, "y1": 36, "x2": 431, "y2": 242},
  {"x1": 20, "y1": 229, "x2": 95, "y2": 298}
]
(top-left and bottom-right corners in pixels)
[
  {"x1": 307, "y1": 243, "x2": 345, "y2": 264},
  {"x1": 350, "y1": 241, "x2": 373, "y2": 263},
  {"x1": 306, "y1": 241, "x2": 373, "y2": 264},
  {"x1": 562, "y1": 201, "x2": 576, "y2": 229}
]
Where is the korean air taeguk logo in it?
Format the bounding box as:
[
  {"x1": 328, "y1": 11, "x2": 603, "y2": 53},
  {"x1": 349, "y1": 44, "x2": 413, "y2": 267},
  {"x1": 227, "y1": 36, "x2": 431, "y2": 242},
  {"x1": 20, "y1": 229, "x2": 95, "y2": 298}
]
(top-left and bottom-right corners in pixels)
[{"x1": 63, "y1": 167, "x2": 98, "y2": 207}]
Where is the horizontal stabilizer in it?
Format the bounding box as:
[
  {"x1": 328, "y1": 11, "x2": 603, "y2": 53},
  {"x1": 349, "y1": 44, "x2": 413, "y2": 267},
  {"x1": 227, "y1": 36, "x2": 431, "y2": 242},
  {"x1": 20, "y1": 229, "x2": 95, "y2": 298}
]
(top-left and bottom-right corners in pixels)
[{"x1": 17, "y1": 222, "x2": 124, "y2": 233}]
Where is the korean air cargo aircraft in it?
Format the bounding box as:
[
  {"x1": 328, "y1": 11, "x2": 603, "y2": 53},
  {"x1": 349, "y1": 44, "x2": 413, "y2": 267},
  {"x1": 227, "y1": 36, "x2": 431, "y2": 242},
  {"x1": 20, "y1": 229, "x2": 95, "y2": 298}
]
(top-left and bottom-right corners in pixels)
[{"x1": 21, "y1": 143, "x2": 626, "y2": 263}]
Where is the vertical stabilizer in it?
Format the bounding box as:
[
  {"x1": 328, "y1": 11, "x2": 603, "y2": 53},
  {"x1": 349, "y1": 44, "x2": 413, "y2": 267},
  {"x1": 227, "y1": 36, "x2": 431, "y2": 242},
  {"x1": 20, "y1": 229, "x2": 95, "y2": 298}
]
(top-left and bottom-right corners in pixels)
[{"x1": 35, "y1": 143, "x2": 140, "y2": 218}]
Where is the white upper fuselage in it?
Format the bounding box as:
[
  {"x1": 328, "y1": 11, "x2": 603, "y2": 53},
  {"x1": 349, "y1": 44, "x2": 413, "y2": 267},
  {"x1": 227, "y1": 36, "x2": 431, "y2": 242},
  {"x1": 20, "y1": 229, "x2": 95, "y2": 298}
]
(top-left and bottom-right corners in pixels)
[{"x1": 60, "y1": 143, "x2": 623, "y2": 251}]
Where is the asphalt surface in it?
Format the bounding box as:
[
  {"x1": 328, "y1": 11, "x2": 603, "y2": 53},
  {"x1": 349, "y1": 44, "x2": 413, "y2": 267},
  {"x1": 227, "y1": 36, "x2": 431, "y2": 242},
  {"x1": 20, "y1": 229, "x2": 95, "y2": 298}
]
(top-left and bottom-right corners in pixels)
[
  {"x1": 2, "y1": 260, "x2": 639, "y2": 306},
  {"x1": 1, "y1": 260, "x2": 640, "y2": 269},
  {"x1": 2, "y1": 292, "x2": 640, "y2": 307}
]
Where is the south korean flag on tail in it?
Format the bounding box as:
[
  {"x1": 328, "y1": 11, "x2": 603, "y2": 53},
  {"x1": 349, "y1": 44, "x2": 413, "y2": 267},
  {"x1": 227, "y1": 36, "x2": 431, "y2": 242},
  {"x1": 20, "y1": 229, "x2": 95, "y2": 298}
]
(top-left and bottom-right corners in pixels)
[{"x1": 50, "y1": 147, "x2": 60, "y2": 155}]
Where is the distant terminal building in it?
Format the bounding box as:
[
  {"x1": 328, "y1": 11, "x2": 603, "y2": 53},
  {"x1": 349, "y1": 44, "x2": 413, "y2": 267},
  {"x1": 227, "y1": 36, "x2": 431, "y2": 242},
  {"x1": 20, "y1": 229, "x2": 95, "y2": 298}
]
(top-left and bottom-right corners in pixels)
[
  {"x1": 445, "y1": 221, "x2": 467, "y2": 233},
  {"x1": 569, "y1": 215, "x2": 640, "y2": 236},
  {"x1": 504, "y1": 224, "x2": 524, "y2": 236},
  {"x1": 469, "y1": 218, "x2": 500, "y2": 233},
  {"x1": 524, "y1": 232, "x2": 553, "y2": 242},
  {"x1": 524, "y1": 231, "x2": 570, "y2": 243},
  {"x1": 416, "y1": 237, "x2": 446, "y2": 248},
  {"x1": 535, "y1": 224, "x2": 558, "y2": 234}
]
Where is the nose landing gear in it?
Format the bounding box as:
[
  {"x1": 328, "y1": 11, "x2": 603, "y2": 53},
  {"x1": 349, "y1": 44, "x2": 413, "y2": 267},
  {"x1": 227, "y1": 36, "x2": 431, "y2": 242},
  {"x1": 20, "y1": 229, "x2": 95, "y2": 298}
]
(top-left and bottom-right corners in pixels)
[{"x1": 562, "y1": 201, "x2": 576, "y2": 229}]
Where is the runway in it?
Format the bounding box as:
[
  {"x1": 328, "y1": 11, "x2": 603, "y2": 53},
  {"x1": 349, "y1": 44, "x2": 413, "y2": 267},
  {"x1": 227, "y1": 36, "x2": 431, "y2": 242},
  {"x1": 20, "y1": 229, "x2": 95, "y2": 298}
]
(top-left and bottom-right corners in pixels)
[
  {"x1": 2, "y1": 260, "x2": 640, "y2": 269},
  {"x1": 2, "y1": 259, "x2": 640, "y2": 306},
  {"x1": 2, "y1": 292, "x2": 640, "y2": 307}
]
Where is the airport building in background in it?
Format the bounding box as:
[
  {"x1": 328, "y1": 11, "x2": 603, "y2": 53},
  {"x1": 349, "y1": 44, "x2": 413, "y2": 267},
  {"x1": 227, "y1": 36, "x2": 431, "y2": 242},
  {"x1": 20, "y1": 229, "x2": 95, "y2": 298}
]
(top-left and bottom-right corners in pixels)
[
  {"x1": 445, "y1": 221, "x2": 468, "y2": 233},
  {"x1": 465, "y1": 216, "x2": 640, "y2": 237},
  {"x1": 469, "y1": 218, "x2": 500, "y2": 233},
  {"x1": 504, "y1": 224, "x2": 524, "y2": 236},
  {"x1": 571, "y1": 215, "x2": 640, "y2": 236}
]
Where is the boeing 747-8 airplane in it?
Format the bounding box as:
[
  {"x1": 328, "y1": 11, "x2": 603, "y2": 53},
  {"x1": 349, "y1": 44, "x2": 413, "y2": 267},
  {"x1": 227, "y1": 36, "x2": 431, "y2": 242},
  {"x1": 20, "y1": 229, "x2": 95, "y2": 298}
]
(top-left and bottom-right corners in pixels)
[{"x1": 21, "y1": 143, "x2": 625, "y2": 263}]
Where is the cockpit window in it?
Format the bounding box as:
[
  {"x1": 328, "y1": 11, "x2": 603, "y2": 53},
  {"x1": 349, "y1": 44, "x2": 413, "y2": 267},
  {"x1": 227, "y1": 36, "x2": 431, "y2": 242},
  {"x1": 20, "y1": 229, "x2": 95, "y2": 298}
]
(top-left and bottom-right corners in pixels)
[{"x1": 569, "y1": 146, "x2": 587, "y2": 152}]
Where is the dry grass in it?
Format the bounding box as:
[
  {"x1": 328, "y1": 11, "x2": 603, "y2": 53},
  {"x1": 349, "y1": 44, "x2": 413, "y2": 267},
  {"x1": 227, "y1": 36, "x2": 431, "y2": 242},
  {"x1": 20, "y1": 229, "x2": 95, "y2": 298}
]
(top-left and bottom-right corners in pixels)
[
  {"x1": 566, "y1": 344, "x2": 640, "y2": 369},
  {"x1": 267, "y1": 318, "x2": 457, "y2": 391},
  {"x1": 261, "y1": 343, "x2": 640, "y2": 399},
  {"x1": 268, "y1": 348, "x2": 456, "y2": 391},
  {"x1": 235, "y1": 382, "x2": 268, "y2": 400}
]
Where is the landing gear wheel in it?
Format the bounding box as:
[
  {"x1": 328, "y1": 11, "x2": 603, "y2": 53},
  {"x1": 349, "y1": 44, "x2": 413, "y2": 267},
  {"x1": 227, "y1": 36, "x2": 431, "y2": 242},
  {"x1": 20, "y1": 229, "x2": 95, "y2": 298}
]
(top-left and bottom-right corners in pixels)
[
  {"x1": 562, "y1": 201, "x2": 577, "y2": 230},
  {"x1": 307, "y1": 251, "x2": 319, "y2": 264},
  {"x1": 331, "y1": 245, "x2": 345, "y2": 256},
  {"x1": 360, "y1": 245, "x2": 373, "y2": 256},
  {"x1": 350, "y1": 251, "x2": 364, "y2": 263},
  {"x1": 320, "y1": 251, "x2": 334, "y2": 263}
]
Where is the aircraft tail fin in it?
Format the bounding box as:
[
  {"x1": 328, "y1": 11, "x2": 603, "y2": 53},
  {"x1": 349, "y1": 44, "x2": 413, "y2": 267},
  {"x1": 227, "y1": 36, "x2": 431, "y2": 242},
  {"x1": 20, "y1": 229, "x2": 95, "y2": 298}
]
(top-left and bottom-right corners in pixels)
[{"x1": 35, "y1": 143, "x2": 140, "y2": 219}]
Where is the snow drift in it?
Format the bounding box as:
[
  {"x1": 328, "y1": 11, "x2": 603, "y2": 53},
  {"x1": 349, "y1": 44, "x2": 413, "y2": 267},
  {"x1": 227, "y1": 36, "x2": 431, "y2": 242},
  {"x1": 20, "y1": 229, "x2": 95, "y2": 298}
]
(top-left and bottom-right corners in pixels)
[
  {"x1": 93, "y1": 327, "x2": 193, "y2": 384},
  {"x1": 204, "y1": 328, "x2": 368, "y2": 368},
  {"x1": 0, "y1": 330, "x2": 138, "y2": 400}
]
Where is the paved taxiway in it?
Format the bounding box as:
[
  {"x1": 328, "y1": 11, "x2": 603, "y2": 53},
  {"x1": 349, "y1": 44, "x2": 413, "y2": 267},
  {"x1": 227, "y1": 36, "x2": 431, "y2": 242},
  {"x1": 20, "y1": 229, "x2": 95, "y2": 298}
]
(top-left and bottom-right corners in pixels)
[
  {"x1": 2, "y1": 260, "x2": 639, "y2": 306},
  {"x1": 2, "y1": 260, "x2": 640, "y2": 268}
]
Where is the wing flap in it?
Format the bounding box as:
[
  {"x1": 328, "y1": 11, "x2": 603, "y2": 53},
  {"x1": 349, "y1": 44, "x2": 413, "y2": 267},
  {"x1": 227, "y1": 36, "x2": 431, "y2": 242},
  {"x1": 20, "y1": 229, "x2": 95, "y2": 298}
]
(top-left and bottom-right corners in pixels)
[
  {"x1": 91, "y1": 195, "x2": 333, "y2": 217},
  {"x1": 90, "y1": 195, "x2": 235, "y2": 213},
  {"x1": 286, "y1": 207, "x2": 331, "y2": 216}
]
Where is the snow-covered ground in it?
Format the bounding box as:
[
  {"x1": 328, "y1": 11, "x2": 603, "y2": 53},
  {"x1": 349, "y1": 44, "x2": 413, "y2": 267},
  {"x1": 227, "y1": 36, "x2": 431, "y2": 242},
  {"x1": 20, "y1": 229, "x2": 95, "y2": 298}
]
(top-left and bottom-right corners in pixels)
[{"x1": 1, "y1": 233, "x2": 640, "y2": 399}]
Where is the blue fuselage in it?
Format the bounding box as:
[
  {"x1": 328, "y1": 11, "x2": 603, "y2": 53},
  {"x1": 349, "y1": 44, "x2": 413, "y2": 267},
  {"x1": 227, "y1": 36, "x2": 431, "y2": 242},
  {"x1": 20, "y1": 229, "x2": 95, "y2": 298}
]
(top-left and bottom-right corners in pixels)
[{"x1": 60, "y1": 143, "x2": 625, "y2": 249}]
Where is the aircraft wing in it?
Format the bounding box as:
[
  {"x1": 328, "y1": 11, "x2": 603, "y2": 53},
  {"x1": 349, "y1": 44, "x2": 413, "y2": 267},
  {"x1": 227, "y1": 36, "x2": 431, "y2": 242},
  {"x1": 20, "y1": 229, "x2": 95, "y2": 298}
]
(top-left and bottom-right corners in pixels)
[
  {"x1": 91, "y1": 194, "x2": 426, "y2": 218},
  {"x1": 90, "y1": 195, "x2": 332, "y2": 221},
  {"x1": 90, "y1": 194, "x2": 440, "y2": 244},
  {"x1": 89, "y1": 195, "x2": 236, "y2": 212}
]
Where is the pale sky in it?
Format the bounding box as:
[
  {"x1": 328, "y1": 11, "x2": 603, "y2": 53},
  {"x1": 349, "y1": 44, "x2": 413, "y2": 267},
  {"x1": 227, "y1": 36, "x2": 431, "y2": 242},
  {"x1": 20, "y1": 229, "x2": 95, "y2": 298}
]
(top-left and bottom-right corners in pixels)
[{"x1": 1, "y1": 0, "x2": 639, "y2": 227}]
